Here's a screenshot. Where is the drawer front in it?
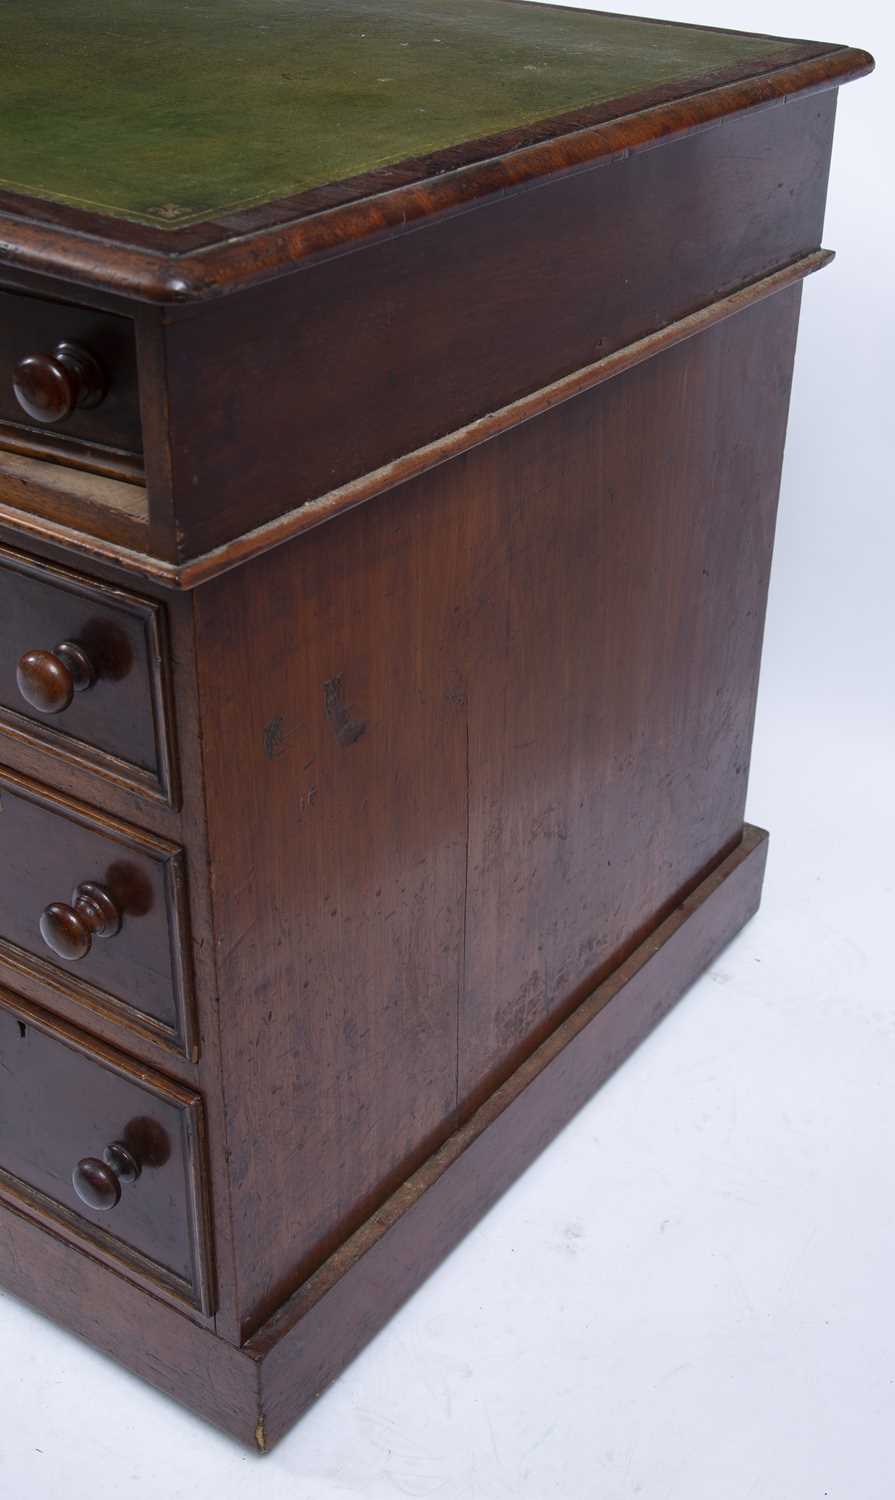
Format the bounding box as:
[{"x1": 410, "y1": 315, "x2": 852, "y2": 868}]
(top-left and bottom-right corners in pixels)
[
  {"x1": 0, "y1": 992, "x2": 213, "y2": 1312},
  {"x1": 0, "y1": 544, "x2": 176, "y2": 804},
  {"x1": 0, "y1": 287, "x2": 142, "y2": 480},
  {"x1": 0, "y1": 769, "x2": 194, "y2": 1056}
]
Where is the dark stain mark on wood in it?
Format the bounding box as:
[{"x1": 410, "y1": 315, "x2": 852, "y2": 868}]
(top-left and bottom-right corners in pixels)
[
  {"x1": 263, "y1": 717, "x2": 287, "y2": 760},
  {"x1": 324, "y1": 677, "x2": 367, "y2": 747}
]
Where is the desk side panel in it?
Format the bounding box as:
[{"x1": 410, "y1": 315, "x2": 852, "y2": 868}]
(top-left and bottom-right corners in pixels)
[{"x1": 193, "y1": 285, "x2": 801, "y2": 1335}]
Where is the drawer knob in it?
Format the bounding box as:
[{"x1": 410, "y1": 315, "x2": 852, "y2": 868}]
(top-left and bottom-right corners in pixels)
[
  {"x1": 72, "y1": 1141, "x2": 141, "y2": 1212},
  {"x1": 16, "y1": 641, "x2": 96, "y2": 714},
  {"x1": 40, "y1": 882, "x2": 122, "y2": 962},
  {"x1": 12, "y1": 341, "x2": 107, "y2": 425}
]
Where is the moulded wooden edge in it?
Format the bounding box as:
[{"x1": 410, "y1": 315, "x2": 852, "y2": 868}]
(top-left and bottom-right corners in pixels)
[
  {"x1": 0, "y1": 449, "x2": 148, "y2": 542},
  {"x1": 0, "y1": 247, "x2": 834, "y2": 591},
  {"x1": 0, "y1": 47, "x2": 872, "y2": 303},
  {"x1": 0, "y1": 823, "x2": 768, "y2": 1451},
  {"x1": 0, "y1": 421, "x2": 144, "y2": 485}
]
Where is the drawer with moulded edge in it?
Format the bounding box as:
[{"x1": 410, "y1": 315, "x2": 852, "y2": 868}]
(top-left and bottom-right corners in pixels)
[
  {"x1": 0, "y1": 767, "x2": 195, "y2": 1059},
  {"x1": 0, "y1": 542, "x2": 177, "y2": 805},
  {"x1": 0, "y1": 989, "x2": 214, "y2": 1315},
  {"x1": 0, "y1": 284, "x2": 143, "y2": 483}
]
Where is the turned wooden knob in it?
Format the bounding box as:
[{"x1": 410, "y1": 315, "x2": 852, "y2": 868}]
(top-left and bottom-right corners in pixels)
[
  {"x1": 16, "y1": 641, "x2": 95, "y2": 714},
  {"x1": 12, "y1": 341, "x2": 106, "y2": 425},
  {"x1": 72, "y1": 1142, "x2": 141, "y2": 1212},
  {"x1": 40, "y1": 882, "x2": 121, "y2": 962}
]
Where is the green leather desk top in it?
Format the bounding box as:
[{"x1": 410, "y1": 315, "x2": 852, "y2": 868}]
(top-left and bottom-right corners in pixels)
[{"x1": 1, "y1": 1, "x2": 816, "y2": 231}]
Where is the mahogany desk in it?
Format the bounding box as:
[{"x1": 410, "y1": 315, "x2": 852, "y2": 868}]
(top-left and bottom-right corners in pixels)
[{"x1": 0, "y1": 0, "x2": 873, "y2": 1451}]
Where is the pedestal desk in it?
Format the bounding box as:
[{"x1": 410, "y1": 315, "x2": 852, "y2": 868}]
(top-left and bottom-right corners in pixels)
[{"x1": 0, "y1": 0, "x2": 873, "y2": 1451}]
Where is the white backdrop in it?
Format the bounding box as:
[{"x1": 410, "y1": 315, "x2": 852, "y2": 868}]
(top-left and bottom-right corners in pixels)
[{"x1": 2, "y1": 5, "x2": 892, "y2": 1497}]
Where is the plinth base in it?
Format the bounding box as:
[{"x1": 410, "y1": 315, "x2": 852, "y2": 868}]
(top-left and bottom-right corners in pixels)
[{"x1": 0, "y1": 825, "x2": 768, "y2": 1451}]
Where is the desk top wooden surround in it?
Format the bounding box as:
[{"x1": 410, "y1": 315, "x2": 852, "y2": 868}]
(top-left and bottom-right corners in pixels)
[{"x1": 0, "y1": 0, "x2": 873, "y2": 1453}]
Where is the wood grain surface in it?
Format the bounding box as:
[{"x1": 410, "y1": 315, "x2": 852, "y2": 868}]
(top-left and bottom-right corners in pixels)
[{"x1": 194, "y1": 287, "x2": 800, "y2": 1336}]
